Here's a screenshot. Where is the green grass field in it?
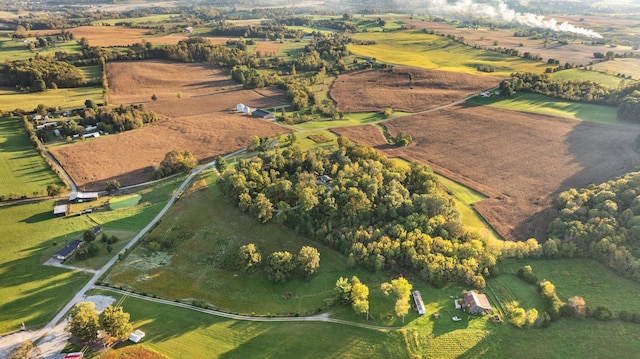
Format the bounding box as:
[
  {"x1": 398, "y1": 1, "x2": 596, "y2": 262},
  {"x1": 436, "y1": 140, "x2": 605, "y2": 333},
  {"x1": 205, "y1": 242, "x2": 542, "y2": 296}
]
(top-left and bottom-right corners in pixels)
[
  {"x1": 0, "y1": 86, "x2": 103, "y2": 112},
  {"x1": 0, "y1": 117, "x2": 63, "y2": 198},
  {"x1": 106, "y1": 171, "x2": 405, "y2": 321},
  {"x1": 77, "y1": 65, "x2": 103, "y2": 84},
  {"x1": 348, "y1": 30, "x2": 548, "y2": 77},
  {"x1": 0, "y1": 34, "x2": 83, "y2": 62},
  {"x1": 466, "y1": 92, "x2": 623, "y2": 125},
  {"x1": 109, "y1": 194, "x2": 142, "y2": 210},
  {"x1": 550, "y1": 68, "x2": 637, "y2": 88},
  {"x1": 0, "y1": 176, "x2": 182, "y2": 334},
  {"x1": 88, "y1": 289, "x2": 409, "y2": 359}
]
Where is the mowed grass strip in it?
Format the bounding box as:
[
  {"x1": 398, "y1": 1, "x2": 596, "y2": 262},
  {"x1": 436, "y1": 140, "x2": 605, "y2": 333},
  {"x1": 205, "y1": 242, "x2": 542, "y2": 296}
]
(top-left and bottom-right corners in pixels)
[
  {"x1": 89, "y1": 289, "x2": 409, "y2": 359},
  {"x1": 0, "y1": 86, "x2": 103, "y2": 112},
  {"x1": 348, "y1": 30, "x2": 548, "y2": 77},
  {"x1": 466, "y1": 92, "x2": 622, "y2": 125},
  {"x1": 0, "y1": 117, "x2": 63, "y2": 198}
]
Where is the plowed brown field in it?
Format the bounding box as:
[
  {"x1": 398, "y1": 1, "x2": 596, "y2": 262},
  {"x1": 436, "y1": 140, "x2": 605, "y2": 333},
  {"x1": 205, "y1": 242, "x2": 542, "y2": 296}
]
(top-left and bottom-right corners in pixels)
[
  {"x1": 333, "y1": 104, "x2": 640, "y2": 241},
  {"x1": 330, "y1": 67, "x2": 499, "y2": 112},
  {"x1": 51, "y1": 60, "x2": 286, "y2": 190}
]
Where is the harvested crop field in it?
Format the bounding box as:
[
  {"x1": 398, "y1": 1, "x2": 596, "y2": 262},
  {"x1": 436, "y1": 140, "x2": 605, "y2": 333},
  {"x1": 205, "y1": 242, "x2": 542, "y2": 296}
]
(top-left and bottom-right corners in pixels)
[
  {"x1": 66, "y1": 26, "x2": 189, "y2": 47},
  {"x1": 254, "y1": 41, "x2": 281, "y2": 57},
  {"x1": 333, "y1": 104, "x2": 640, "y2": 241},
  {"x1": 330, "y1": 67, "x2": 499, "y2": 112},
  {"x1": 51, "y1": 60, "x2": 286, "y2": 190}
]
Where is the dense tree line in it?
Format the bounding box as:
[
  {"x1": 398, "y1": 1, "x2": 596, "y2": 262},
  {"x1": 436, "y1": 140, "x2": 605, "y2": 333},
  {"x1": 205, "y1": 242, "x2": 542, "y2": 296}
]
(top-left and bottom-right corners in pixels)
[
  {"x1": 505, "y1": 72, "x2": 640, "y2": 107},
  {"x1": 208, "y1": 22, "x2": 305, "y2": 40},
  {"x1": 154, "y1": 149, "x2": 198, "y2": 179},
  {"x1": 548, "y1": 171, "x2": 640, "y2": 281},
  {"x1": 219, "y1": 138, "x2": 499, "y2": 288},
  {"x1": 2, "y1": 57, "x2": 85, "y2": 91}
]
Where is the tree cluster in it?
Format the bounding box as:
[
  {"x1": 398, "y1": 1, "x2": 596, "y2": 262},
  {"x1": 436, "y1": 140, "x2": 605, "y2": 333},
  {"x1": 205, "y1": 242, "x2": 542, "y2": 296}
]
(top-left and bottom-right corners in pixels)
[
  {"x1": 237, "y1": 244, "x2": 320, "y2": 282},
  {"x1": 2, "y1": 57, "x2": 84, "y2": 91},
  {"x1": 334, "y1": 276, "x2": 370, "y2": 318},
  {"x1": 219, "y1": 138, "x2": 498, "y2": 288},
  {"x1": 154, "y1": 149, "x2": 198, "y2": 179},
  {"x1": 506, "y1": 72, "x2": 640, "y2": 107},
  {"x1": 381, "y1": 277, "x2": 412, "y2": 323},
  {"x1": 549, "y1": 171, "x2": 640, "y2": 281},
  {"x1": 66, "y1": 302, "x2": 132, "y2": 344}
]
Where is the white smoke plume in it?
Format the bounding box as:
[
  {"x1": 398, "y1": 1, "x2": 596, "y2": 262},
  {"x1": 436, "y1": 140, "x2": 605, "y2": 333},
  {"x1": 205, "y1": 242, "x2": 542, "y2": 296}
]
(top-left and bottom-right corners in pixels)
[{"x1": 414, "y1": 0, "x2": 603, "y2": 38}]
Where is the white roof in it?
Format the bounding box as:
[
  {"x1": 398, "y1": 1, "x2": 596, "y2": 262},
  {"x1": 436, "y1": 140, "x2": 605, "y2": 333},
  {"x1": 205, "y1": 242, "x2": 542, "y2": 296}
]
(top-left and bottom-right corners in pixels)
[{"x1": 129, "y1": 329, "x2": 145, "y2": 343}]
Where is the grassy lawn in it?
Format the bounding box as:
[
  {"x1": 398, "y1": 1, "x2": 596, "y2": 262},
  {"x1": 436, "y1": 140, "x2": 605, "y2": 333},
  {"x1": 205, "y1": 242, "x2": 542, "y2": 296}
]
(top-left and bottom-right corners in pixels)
[
  {"x1": 0, "y1": 176, "x2": 182, "y2": 334},
  {"x1": 0, "y1": 200, "x2": 95, "y2": 334},
  {"x1": 466, "y1": 92, "x2": 623, "y2": 125},
  {"x1": 78, "y1": 64, "x2": 103, "y2": 84},
  {"x1": 550, "y1": 68, "x2": 637, "y2": 88},
  {"x1": 0, "y1": 117, "x2": 63, "y2": 199},
  {"x1": 0, "y1": 86, "x2": 103, "y2": 112},
  {"x1": 348, "y1": 30, "x2": 548, "y2": 77},
  {"x1": 87, "y1": 289, "x2": 409, "y2": 359}
]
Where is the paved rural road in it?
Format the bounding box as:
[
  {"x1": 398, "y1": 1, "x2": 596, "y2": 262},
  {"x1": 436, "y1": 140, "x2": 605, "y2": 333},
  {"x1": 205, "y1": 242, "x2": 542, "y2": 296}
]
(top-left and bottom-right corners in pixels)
[{"x1": 45, "y1": 151, "x2": 77, "y2": 193}]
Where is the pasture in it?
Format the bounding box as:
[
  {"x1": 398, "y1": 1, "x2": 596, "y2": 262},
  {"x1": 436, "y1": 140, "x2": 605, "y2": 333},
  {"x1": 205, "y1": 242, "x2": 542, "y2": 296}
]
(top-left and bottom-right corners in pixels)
[
  {"x1": 550, "y1": 68, "x2": 637, "y2": 88},
  {"x1": 332, "y1": 104, "x2": 640, "y2": 241},
  {"x1": 0, "y1": 34, "x2": 83, "y2": 62},
  {"x1": 0, "y1": 117, "x2": 63, "y2": 199},
  {"x1": 51, "y1": 60, "x2": 286, "y2": 190},
  {"x1": 348, "y1": 30, "x2": 549, "y2": 77},
  {"x1": 105, "y1": 170, "x2": 456, "y2": 327},
  {"x1": 91, "y1": 14, "x2": 179, "y2": 26},
  {"x1": 466, "y1": 92, "x2": 622, "y2": 125},
  {"x1": 0, "y1": 176, "x2": 182, "y2": 334},
  {"x1": 88, "y1": 289, "x2": 408, "y2": 359},
  {"x1": 0, "y1": 86, "x2": 103, "y2": 113}
]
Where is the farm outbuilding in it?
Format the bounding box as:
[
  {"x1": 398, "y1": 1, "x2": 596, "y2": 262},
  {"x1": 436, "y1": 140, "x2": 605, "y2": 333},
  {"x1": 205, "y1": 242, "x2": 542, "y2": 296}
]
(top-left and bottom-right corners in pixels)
[
  {"x1": 69, "y1": 191, "x2": 99, "y2": 203},
  {"x1": 463, "y1": 290, "x2": 492, "y2": 314},
  {"x1": 53, "y1": 204, "x2": 68, "y2": 216},
  {"x1": 129, "y1": 329, "x2": 146, "y2": 343},
  {"x1": 53, "y1": 239, "x2": 83, "y2": 260},
  {"x1": 413, "y1": 290, "x2": 426, "y2": 315},
  {"x1": 251, "y1": 108, "x2": 276, "y2": 120}
]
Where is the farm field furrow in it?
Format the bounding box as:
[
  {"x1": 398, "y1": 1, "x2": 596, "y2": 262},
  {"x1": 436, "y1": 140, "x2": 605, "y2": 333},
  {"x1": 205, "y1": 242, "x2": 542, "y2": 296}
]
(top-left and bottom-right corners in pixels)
[{"x1": 332, "y1": 104, "x2": 640, "y2": 241}]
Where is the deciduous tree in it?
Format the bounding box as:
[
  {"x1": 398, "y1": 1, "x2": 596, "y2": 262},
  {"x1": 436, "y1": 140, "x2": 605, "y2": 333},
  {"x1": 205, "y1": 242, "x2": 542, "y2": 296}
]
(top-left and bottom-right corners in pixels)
[
  {"x1": 238, "y1": 243, "x2": 262, "y2": 272},
  {"x1": 66, "y1": 302, "x2": 99, "y2": 343},
  {"x1": 266, "y1": 251, "x2": 294, "y2": 282},
  {"x1": 101, "y1": 305, "x2": 133, "y2": 341},
  {"x1": 296, "y1": 246, "x2": 320, "y2": 277},
  {"x1": 7, "y1": 340, "x2": 40, "y2": 359}
]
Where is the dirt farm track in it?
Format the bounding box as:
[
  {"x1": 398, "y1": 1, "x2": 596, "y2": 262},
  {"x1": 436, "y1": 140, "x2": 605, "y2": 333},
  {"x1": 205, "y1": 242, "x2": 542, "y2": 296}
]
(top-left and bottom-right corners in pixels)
[
  {"x1": 333, "y1": 104, "x2": 640, "y2": 241},
  {"x1": 51, "y1": 61, "x2": 285, "y2": 190}
]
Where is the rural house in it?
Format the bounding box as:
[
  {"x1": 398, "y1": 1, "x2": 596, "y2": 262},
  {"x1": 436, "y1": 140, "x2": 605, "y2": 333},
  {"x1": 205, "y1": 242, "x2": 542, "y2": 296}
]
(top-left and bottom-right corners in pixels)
[
  {"x1": 463, "y1": 291, "x2": 492, "y2": 314},
  {"x1": 413, "y1": 290, "x2": 426, "y2": 315},
  {"x1": 53, "y1": 239, "x2": 83, "y2": 260},
  {"x1": 251, "y1": 108, "x2": 276, "y2": 120}
]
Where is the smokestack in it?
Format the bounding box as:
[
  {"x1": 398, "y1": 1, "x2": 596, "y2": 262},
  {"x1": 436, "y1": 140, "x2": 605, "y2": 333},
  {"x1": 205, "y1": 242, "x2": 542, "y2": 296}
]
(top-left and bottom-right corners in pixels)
[{"x1": 410, "y1": 0, "x2": 603, "y2": 38}]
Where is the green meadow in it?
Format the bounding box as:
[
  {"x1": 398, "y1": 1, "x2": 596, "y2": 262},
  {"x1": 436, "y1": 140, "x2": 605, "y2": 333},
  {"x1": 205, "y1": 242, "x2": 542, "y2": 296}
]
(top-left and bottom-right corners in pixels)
[
  {"x1": 591, "y1": 58, "x2": 640, "y2": 81},
  {"x1": 0, "y1": 176, "x2": 182, "y2": 334},
  {"x1": 88, "y1": 289, "x2": 408, "y2": 359},
  {"x1": 0, "y1": 117, "x2": 63, "y2": 198},
  {"x1": 550, "y1": 68, "x2": 637, "y2": 88},
  {"x1": 0, "y1": 34, "x2": 83, "y2": 62},
  {"x1": 0, "y1": 86, "x2": 103, "y2": 112},
  {"x1": 467, "y1": 92, "x2": 622, "y2": 125},
  {"x1": 348, "y1": 30, "x2": 548, "y2": 77}
]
